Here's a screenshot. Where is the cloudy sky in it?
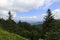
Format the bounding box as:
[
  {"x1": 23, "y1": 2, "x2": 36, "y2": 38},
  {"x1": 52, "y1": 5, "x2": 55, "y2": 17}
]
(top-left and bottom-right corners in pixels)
[{"x1": 0, "y1": 0, "x2": 60, "y2": 22}]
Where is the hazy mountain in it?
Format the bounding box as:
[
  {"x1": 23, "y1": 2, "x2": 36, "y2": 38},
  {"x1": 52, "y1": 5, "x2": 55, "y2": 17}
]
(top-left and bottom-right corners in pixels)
[{"x1": 29, "y1": 22, "x2": 43, "y2": 25}]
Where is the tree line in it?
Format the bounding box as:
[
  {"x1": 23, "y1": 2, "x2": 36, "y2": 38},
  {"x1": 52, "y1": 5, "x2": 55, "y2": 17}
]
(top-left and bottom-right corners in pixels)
[{"x1": 0, "y1": 9, "x2": 60, "y2": 40}]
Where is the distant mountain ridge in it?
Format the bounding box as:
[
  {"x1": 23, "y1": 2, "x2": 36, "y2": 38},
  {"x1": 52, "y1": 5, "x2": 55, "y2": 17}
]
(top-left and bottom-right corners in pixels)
[
  {"x1": 15, "y1": 20, "x2": 43, "y2": 25},
  {"x1": 29, "y1": 22, "x2": 43, "y2": 25}
]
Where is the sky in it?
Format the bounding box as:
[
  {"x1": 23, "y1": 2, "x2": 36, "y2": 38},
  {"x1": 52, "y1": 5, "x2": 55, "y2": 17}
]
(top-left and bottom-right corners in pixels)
[{"x1": 0, "y1": 0, "x2": 60, "y2": 22}]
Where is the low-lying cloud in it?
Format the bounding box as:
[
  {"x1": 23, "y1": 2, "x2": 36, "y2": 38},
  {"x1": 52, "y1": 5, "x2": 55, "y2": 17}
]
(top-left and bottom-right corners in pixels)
[{"x1": 0, "y1": 0, "x2": 60, "y2": 21}]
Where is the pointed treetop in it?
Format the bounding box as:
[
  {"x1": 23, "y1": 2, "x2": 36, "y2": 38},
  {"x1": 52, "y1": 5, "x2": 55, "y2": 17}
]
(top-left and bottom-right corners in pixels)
[
  {"x1": 8, "y1": 11, "x2": 12, "y2": 20},
  {"x1": 47, "y1": 9, "x2": 51, "y2": 13}
]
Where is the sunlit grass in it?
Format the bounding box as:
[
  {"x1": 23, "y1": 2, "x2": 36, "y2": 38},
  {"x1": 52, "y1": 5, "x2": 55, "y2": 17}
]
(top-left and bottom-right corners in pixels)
[{"x1": 0, "y1": 27, "x2": 28, "y2": 40}]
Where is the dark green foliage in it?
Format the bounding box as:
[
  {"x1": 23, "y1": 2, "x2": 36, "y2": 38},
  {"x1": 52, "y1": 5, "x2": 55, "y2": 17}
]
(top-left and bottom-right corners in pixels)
[
  {"x1": 45, "y1": 31, "x2": 60, "y2": 40},
  {"x1": 0, "y1": 18, "x2": 5, "y2": 25},
  {"x1": 17, "y1": 21, "x2": 31, "y2": 31},
  {"x1": 42, "y1": 9, "x2": 60, "y2": 40},
  {"x1": 17, "y1": 21, "x2": 41, "y2": 40},
  {"x1": 0, "y1": 11, "x2": 17, "y2": 33},
  {"x1": 0, "y1": 9, "x2": 60, "y2": 40},
  {"x1": 43, "y1": 9, "x2": 55, "y2": 32},
  {"x1": 2, "y1": 20, "x2": 17, "y2": 33}
]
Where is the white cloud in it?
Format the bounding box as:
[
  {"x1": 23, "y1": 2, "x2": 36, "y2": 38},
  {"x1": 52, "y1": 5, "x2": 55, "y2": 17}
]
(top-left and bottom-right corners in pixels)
[
  {"x1": 14, "y1": 9, "x2": 60, "y2": 21},
  {"x1": 0, "y1": 0, "x2": 59, "y2": 21},
  {"x1": 15, "y1": 16, "x2": 38, "y2": 21},
  {"x1": 0, "y1": 0, "x2": 8, "y2": 6},
  {"x1": 52, "y1": 9, "x2": 60, "y2": 19},
  {"x1": 0, "y1": 0, "x2": 44, "y2": 20},
  {"x1": 0, "y1": 0, "x2": 45, "y2": 12},
  {"x1": 0, "y1": 10, "x2": 16, "y2": 20},
  {"x1": 14, "y1": 13, "x2": 47, "y2": 22},
  {"x1": 0, "y1": 0, "x2": 59, "y2": 12}
]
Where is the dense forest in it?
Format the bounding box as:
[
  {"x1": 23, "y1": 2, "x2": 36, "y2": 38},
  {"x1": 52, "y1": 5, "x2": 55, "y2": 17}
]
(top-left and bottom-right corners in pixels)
[{"x1": 0, "y1": 9, "x2": 60, "y2": 40}]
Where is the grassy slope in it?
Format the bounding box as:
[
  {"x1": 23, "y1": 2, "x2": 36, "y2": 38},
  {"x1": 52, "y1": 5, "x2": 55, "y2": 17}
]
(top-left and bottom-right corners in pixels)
[{"x1": 0, "y1": 27, "x2": 28, "y2": 40}]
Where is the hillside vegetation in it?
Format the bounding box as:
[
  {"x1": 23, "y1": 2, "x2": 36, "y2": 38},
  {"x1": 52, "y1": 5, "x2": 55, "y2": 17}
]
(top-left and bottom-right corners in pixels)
[
  {"x1": 0, "y1": 9, "x2": 60, "y2": 40},
  {"x1": 0, "y1": 27, "x2": 28, "y2": 40}
]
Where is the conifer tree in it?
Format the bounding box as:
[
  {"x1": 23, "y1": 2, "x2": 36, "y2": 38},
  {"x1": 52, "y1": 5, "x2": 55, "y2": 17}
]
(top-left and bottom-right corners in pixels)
[
  {"x1": 8, "y1": 11, "x2": 12, "y2": 20},
  {"x1": 42, "y1": 9, "x2": 55, "y2": 39}
]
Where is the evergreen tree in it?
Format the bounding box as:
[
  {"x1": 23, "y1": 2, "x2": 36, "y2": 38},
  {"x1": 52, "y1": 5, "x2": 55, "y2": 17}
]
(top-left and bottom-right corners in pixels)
[
  {"x1": 42, "y1": 9, "x2": 55, "y2": 39},
  {"x1": 2, "y1": 11, "x2": 17, "y2": 33},
  {"x1": 8, "y1": 11, "x2": 12, "y2": 20}
]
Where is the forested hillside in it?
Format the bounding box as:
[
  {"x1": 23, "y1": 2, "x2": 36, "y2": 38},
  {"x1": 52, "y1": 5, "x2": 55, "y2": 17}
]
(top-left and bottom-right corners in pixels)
[
  {"x1": 0, "y1": 9, "x2": 60, "y2": 40},
  {"x1": 0, "y1": 27, "x2": 28, "y2": 40}
]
